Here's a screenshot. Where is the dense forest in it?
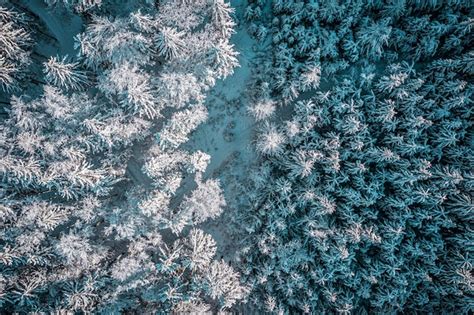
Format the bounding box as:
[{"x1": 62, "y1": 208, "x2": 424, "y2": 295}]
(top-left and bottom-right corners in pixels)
[{"x1": 1, "y1": 0, "x2": 472, "y2": 313}]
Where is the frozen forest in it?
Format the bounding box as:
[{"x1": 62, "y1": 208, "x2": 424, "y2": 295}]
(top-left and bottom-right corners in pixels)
[{"x1": 0, "y1": 0, "x2": 472, "y2": 313}]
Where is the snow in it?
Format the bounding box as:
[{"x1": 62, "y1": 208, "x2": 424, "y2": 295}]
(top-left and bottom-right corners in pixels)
[
  {"x1": 183, "y1": 3, "x2": 259, "y2": 261},
  {"x1": 22, "y1": 0, "x2": 83, "y2": 57}
]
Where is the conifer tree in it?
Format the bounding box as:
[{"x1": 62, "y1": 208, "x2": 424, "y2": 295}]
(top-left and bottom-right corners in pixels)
[{"x1": 44, "y1": 56, "x2": 88, "y2": 90}]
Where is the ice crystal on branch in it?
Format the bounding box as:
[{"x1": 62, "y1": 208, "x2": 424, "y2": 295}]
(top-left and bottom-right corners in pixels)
[
  {"x1": 44, "y1": 56, "x2": 88, "y2": 90},
  {"x1": 155, "y1": 27, "x2": 186, "y2": 60},
  {"x1": 180, "y1": 178, "x2": 226, "y2": 226}
]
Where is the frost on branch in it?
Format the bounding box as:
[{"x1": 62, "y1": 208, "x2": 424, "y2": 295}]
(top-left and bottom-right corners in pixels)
[
  {"x1": 1, "y1": 87, "x2": 118, "y2": 199},
  {"x1": 248, "y1": 98, "x2": 276, "y2": 122},
  {"x1": 180, "y1": 178, "x2": 226, "y2": 225},
  {"x1": 44, "y1": 0, "x2": 103, "y2": 12},
  {"x1": 75, "y1": 15, "x2": 153, "y2": 69},
  {"x1": 181, "y1": 228, "x2": 217, "y2": 271},
  {"x1": 157, "y1": 72, "x2": 204, "y2": 109},
  {"x1": 0, "y1": 5, "x2": 31, "y2": 92},
  {"x1": 207, "y1": 40, "x2": 239, "y2": 79},
  {"x1": 209, "y1": 0, "x2": 236, "y2": 38},
  {"x1": 55, "y1": 231, "x2": 107, "y2": 273},
  {"x1": 155, "y1": 27, "x2": 186, "y2": 60},
  {"x1": 245, "y1": 60, "x2": 473, "y2": 313},
  {"x1": 255, "y1": 123, "x2": 286, "y2": 156},
  {"x1": 202, "y1": 260, "x2": 249, "y2": 309},
  {"x1": 43, "y1": 56, "x2": 88, "y2": 90},
  {"x1": 157, "y1": 104, "x2": 208, "y2": 150},
  {"x1": 98, "y1": 62, "x2": 160, "y2": 119},
  {"x1": 243, "y1": 0, "x2": 474, "y2": 313}
]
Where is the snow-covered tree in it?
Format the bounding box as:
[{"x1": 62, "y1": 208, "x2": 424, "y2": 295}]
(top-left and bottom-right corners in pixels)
[
  {"x1": 242, "y1": 1, "x2": 474, "y2": 313},
  {"x1": 202, "y1": 260, "x2": 249, "y2": 309},
  {"x1": 75, "y1": 15, "x2": 153, "y2": 69},
  {"x1": 181, "y1": 228, "x2": 216, "y2": 271},
  {"x1": 179, "y1": 177, "x2": 226, "y2": 226},
  {"x1": 357, "y1": 17, "x2": 392, "y2": 60},
  {"x1": 157, "y1": 104, "x2": 208, "y2": 149},
  {"x1": 44, "y1": 0, "x2": 103, "y2": 12},
  {"x1": 155, "y1": 27, "x2": 186, "y2": 60},
  {"x1": 255, "y1": 123, "x2": 286, "y2": 156},
  {"x1": 98, "y1": 62, "x2": 159, "y2": 118},
  {"x1": 44, "y1": 56, "x2": 88, "y2": 90},
  {"x1": 300, "y1": 64, "x2": 321, "y2": 91},
  {"x1": 209, "y1": 0, "x2": 236, "y2": 38},
  {"x1": 0, "y1": 5, "x2": 31, "y2": 92},
  {"x1": 245, "y1": 57, "x2": 474, "y2": 313},
  {"x1": 0, "y1": 56, "x2": 16, "y2": 91},
  {"x1": 206, "y1": 40, "x2": 239, "y2": 79},
  {"x1": 248, "y1": 98, "x2": 276, "y2": 122},
  {"x1": 1, "y1": 0, "x2": 244, "y2": 313}
]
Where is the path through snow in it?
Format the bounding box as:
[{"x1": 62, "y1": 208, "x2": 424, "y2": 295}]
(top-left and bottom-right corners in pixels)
[{"x1": 184, "y1": 2, "x2": 259, "y2": 261}]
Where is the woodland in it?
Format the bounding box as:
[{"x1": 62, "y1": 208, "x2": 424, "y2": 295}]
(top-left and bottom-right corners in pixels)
[{"x1": 0, "y1": 0, "x2": 472, "y2": 313}]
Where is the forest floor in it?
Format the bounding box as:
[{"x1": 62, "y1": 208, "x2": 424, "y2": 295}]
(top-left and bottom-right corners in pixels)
[
  {"x1": 185, "y1": 1, "x2": 260, "y2": 262},
  {"x1": 22, "y1": 0, "x2": 82, "y2": 57}
]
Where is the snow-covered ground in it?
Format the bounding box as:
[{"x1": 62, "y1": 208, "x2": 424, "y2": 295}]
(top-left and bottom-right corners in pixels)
[
  {"x1": 185, "y1": 4, "x2": 259, "y2": 260},
  {"x1": 22, "y1": 0, "x2": 83, "y2": 57}
]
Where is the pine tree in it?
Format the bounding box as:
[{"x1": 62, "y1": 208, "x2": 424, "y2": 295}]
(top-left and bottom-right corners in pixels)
[
  {"x1": 255, "y1": 123, "x2": 286, "y2": 156},
  {"x1": 44, "y1": 56, "x2": 88, "y2": 90},
  {"x1": 0, "y1": 0, "x2": 242, "y2": 312},
  {"x1": 248, "y1": 98, "x2": 276, "y2": 122},
  {"x1": 206, "y1": 40, "x2": 239, "y2": 79},
  {"x1": 203, "y1": 260, "x2": 249, "y2": 309},
  {"x1": 157, "y1": 104, "x2": 208, "y2": 149},
  {"x1": 44, "y1": 0, "x2": 103, "y2": 12},
  {"x1": 181, "y1": 228, "x2": 217, "y2": 271},
  {"x1": 209, "y1": 0, "x2": 236, "y2": 38},
  {"x1": 155, "y1": 27, "x2": 186, "y2": 60},
  {"x1": 179, "y1": 177, "x2": 226, "y2": 226},
  {"x1": 0, "y1": 5, "x2": 31, "y2": 92}
]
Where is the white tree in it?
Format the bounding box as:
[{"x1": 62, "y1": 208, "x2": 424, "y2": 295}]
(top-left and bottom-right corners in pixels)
[
  {"x1": 44, "y1": 56, "x2": 88, "y2": 90},
  {"x1": 157, "y1": 104, "x2": 208, "y2": 149},
  {"x1": 130, "y1": 10, "x2": 157, "y2": 32},
  {"x1": 301, "y1": 65, "x2": 321, "y2": 91},
  {"x1": 157, "y1": 72, "x2": 204, "y2": 109},
  {"x1": 44, "y1": 0, "x2": 103, "y2": 12},
  {"x1": 1, "y1": 0, "x2": 244, "y2": 312},
  {"x1": 0, "y1": 56, "x2": 16, "y2": 91},
  {"x1": 209, "y1": 0, "x2": 236, "y2": 38},
  {"x1": 181, "y1": 228, "x2": 216, "y2": 271},
  {"x1": 138, "y1": 190, "x2": 171, "y2": 219},
  {"x1": 155, "y1": 27, "x2": 186, "y2": 60},
  {"x1": 172, "y1": 301, "x2": 211, "y2": 314},
  {"x1": 0, "y1": 9, "x2": 30, "y2": 58},
  {"x1": 186, "y1": 151, "x2": 210, "y2": 174},
  {"x1": 202, "y1": 260, "x2": 248, "y2": 309},
  {"x1": 75, "y1": 16, "x2": 152, "y2": 69},
  {"x1": 98, "y1": 62, "x2": 160, "y2": 119},
  {"x1": 248, "y1": 98, "x2": 276, "y2": 121},
  {"x1": 180, "y1": 178, "x2": 226, "y2": 225},
  {"x1": 142, "y1": 146, "x2": 188, "y2": 182},
  {"x1": 55, "y1": 231, "x2": 107, "y2": 273},
  {"x1": 0, "y1": 6, "x2": 31, "y2": 91},
  {"x1": 255, "y1": 123, "x2": 286, "y2": 156},
  {"x1": 206, "y1": 40, "x2": 239, "y2": 79}
]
